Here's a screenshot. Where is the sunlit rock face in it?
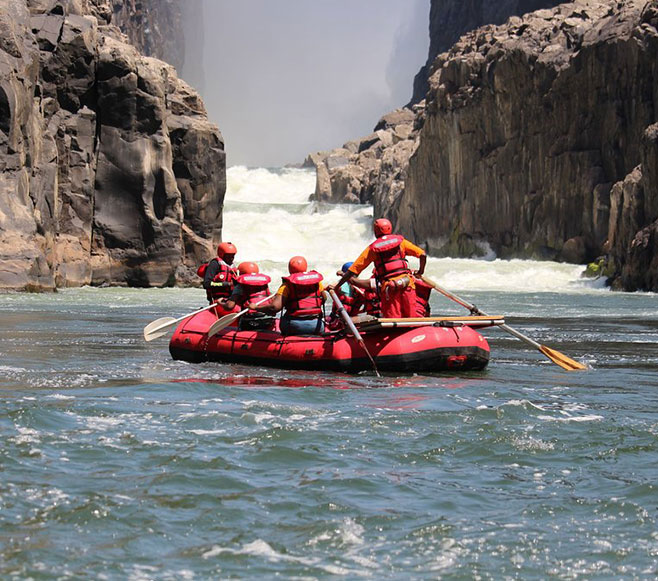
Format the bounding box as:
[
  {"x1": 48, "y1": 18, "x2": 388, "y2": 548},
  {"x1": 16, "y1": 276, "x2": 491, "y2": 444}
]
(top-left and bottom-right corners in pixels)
[
  {"x1": 410, "y1": 0, "x2": 563, "y2": 105},
  {"x1": 396, "y1": 0, "x2": 658, "y2": 292},
  {"x1": 0, "y1": 0, "x2": 223, "y2": 290}
]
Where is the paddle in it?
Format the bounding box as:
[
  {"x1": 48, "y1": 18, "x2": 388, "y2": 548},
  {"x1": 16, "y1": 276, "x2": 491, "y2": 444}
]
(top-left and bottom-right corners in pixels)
[
  {"x1": 144, "y1": 302, "x2": 220, "y2": 342},
  {"x1": 207, "y1": 294, "x2": 276, "y2": 338},
  {"x1": 329, "y1": 290, "x2": 381, "y2": 377},
  {"x1": 420, "y1": 275, "x2": 587, "y2": 371}
]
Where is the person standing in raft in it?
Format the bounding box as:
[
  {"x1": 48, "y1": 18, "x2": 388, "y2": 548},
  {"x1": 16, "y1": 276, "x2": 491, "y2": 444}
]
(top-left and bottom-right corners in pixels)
[
  {"x1": 219, "y1": 262, "x2": 275, "y2": 331},
  {"x1": 202, "y1": 242, "x2": 239, "y2": 316},
  {"x1": 329, "y1": 218, "x2": 427, "y2": 318},
  {"x1": 249, "y1": 255, "x2": 326, "y2": 336}
]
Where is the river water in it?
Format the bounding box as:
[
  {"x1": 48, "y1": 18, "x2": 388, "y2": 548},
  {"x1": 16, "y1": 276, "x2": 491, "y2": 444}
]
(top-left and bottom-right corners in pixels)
[{"x1": 1, "y1": 168, "x2": 657, "y2": 579}]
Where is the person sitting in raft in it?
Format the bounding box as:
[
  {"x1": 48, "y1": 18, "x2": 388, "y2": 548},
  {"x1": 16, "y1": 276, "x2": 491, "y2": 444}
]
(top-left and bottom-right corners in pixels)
[
  {"x1": 203, "y1": 242, "x2": 238, "y2": 307},
  {"x1": 345, "y1": 269, "x2": 382, "y2": 318},
  {"x1": 219, "y1": 262, "x2": 276, "y2": 331},
  {"x1": 326, "y1": 261, "x2": 366, "y2": 330},
  {"x1": 249, "y1": 255, "x2": 326, "y2": 336},
  {"x1": 328, "y1": 218, "x2": 427, "y2": 318}
]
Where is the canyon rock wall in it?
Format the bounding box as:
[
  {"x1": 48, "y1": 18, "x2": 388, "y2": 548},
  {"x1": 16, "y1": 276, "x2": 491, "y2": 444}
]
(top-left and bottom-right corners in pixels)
[
  {"x1": 310, "y1": 0, "x2": 658, "y2": 292},
  {"x1": 0, "y1": 0, "x2": 224, "y2": 290},
  {"x1": 410, "y1": 0, "x2": 563, "y2": 104},
  {"x1": 396, "y1": 0, "x2": 658, "y2": 290},
  {"x1": 311, "y1": 0, "x2": 566, "y2": 217},
  {"x1": 111, "y1": 0, "x2": 184, "y2": 71}
]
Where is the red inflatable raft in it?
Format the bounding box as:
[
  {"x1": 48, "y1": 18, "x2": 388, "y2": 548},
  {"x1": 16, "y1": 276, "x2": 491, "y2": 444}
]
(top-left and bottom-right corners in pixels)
[{"x1": 169, "y1": 310, "x2": 503, "y2": 373}]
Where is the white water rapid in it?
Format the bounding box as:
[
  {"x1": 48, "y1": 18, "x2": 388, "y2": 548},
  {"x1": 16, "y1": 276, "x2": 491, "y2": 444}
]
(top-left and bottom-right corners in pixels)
[{"x1": 221, "y1": 166, "x2": 602, "y2": 295}]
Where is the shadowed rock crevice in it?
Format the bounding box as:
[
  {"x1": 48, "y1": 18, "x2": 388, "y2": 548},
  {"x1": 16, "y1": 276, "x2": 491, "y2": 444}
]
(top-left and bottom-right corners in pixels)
[{"x1": 0, "y1": 87, "x2": 11, "y2": 134}]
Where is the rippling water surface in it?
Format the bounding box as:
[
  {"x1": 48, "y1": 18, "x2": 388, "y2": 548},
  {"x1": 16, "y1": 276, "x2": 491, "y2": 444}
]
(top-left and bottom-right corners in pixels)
[
  {"x1": 1, "y1": 284, "x2": 657, "y2": 579},
  {"x1": 2, "y1": 168, "x2": 658, "y2": 578}
]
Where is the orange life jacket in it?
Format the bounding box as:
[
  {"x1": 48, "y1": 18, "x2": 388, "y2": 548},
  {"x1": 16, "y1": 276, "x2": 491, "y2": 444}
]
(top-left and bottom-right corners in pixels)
[
  {"x1": 414, "y1": 278, "x2": 432, "y2": 317},
  {"x1": 282, "y1": 271, "x2": 324, "y2": 318},
  {"x1": 236, "y1": 273, "x2": 271, "y2": 312},
  {"x1": 370, "y1": 235, "x2": 410, "y2": 282}
]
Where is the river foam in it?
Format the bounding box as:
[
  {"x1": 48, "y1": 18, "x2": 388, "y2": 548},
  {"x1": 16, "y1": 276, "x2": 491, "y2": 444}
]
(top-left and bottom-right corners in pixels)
[{"x1": 222, "y1": 166, "x2": 596, "y2": 294}]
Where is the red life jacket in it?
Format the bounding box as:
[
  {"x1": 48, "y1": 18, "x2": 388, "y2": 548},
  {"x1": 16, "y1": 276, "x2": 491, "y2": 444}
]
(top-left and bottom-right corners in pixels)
[
  {"x1": 331, "y1": 285, "x2": 364, "y2": 317},
  {"x1": 197, "y1": 263, "x2": 208, "y2": 278},
  {"x1": 363, "y1": 287, "x2": 381, "y2": 317},
  {"x1": 207, "y1": 260, "x2": 237, "y2": 300},
  {"x1": 414, "y1": 278, "x2": 432, "y2": 317},
  {"x1": 236, "y1": 273, "x2": 271, "y2": 311},
  {"x1": 282, "y1": 271, "x2": 324, "y2": 318},
  {"x1": 369, "y1": 235, "x2": 410, "y2": 282}
]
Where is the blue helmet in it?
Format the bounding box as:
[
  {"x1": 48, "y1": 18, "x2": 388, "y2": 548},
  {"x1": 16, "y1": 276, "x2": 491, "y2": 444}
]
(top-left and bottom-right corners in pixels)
[{"x1": 341, "y1": 262, "x2": 354, "y2": 273}]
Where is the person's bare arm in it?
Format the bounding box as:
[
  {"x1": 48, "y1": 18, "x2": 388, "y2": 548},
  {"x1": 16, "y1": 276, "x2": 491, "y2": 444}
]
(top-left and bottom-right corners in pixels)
[{"x1": 250, "y1": 293, "x2": 283, "y2": 314}]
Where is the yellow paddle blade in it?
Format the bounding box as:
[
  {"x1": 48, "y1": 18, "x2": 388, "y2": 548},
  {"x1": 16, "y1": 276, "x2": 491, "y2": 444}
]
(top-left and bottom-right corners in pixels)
[{"x1": 539, "y1": 345, "x2": 588, "y2": 371}]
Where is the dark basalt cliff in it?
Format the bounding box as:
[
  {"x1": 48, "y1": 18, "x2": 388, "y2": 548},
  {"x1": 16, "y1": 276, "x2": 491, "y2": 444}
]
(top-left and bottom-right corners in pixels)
[
  {"x1": 410, "y1": 0, "x2": 563, "y2": 104},
  {"x1": 0, "y1": 0, "x2": 224, "y2": 290},
  {"x1": 311, "y1": 0, "x2": 658, "y2": 292},
  {"x1": 397, "y1": 0, "x2": 658, "y2": 289}
]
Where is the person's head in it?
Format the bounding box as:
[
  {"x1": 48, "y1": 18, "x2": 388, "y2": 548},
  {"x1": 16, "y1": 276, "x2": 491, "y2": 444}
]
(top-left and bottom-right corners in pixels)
[
  {"x1": 237, "y1": 261, "x2": 259, "y2": 276},
  {"x1": 288, "y1": 255, "x2": 308, "y2": 274},
  {"x1": 217, "y1": 242, "x2": 237, "y2": 264},
  {"x1": 337, "y1": 261, "x2": 353, "y2": 276},
  {"x1": 373, "y1": 218, "x2": 392, "y2": 237}
]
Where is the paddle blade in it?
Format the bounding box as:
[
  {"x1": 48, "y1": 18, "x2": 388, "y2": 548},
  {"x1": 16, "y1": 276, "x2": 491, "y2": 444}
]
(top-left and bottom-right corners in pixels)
[
  {"x1": 539, "y1": 345, "x2": 588, "y2": 371},
  {"x1": 143, "y1": 317, "x2": 177, "y2": 341},
  {"x1": 208, "y1": 313, "x2": 241, "y2": 338}
]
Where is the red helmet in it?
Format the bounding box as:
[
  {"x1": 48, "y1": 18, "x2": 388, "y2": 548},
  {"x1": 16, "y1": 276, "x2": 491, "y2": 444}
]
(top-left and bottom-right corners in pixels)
[
  {"x1": 288, "y1": 256, "x2": 308, "y2": 274},
  {"x1": 373, "y1": 218, "x2": 393, "y2": 237},
  {"x1": 237, "y1": 261, "x2": 259, "y2": 275},
  {"x1": 217, "y1": 242, "x2": 237, "y2": 259}
]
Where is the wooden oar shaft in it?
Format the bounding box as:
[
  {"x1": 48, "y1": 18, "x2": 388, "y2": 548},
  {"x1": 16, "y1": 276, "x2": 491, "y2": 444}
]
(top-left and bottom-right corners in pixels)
[
  {"x1": 207, "y1": 293, "x2": 276, "y2": 338},
  {"x1": 421, "y1": 275, "x2": 586, "y2": 371},
  {"x1": 499, "y1": 323, "x2": 541, "y2": 350},
  {"x1": 144, "y1": 302, "x2": 220, "y2": 340},
  {"x1": 359, "y1": 320, "x2": 504, "y2": 330},
  {"x1": 329, "y1": 290, "x2": 381, "y2": 377},
  {"x1": 376, "y1": 315, "x2": 504, "y2": 323}
]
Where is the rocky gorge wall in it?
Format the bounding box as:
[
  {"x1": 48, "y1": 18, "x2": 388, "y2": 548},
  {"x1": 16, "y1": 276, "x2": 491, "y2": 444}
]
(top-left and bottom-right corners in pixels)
[
  {"x1": 0, "y1": 0, "x2": 224, "y2": 290},
  {"x1": 310, "y1": 0, "x2": 658, "y2": 292},
  {"x1": 397, "y1": 0, "x2": 658, "y2": 286},
  {"x1": 410, "y1": 0, "x2": 563, "y2": 104}
]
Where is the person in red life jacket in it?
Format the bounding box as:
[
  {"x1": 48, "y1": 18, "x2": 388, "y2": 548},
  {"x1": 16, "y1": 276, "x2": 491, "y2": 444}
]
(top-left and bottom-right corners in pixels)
[
  {"x1": 413, "y1": 276, "x2": 433, "y2": 317},
  {"x1": 328, "y1": 218, "x2": 427, "y2": 318},
  {"x1": 219, "y1": 261, "x2": 276, "y2": 331},
  {"x1": 249, "y1": 255, "x2": 326, "y2": 336},
  {"x1": 350, "y1": 270, "x2": 382, "y2": 317},
  {"x1": 326, "y1": 261, "x2": 366, "y2": 330},
  {"x1": 203, "y1": 242, "x2": 238, "y2": 307}
]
